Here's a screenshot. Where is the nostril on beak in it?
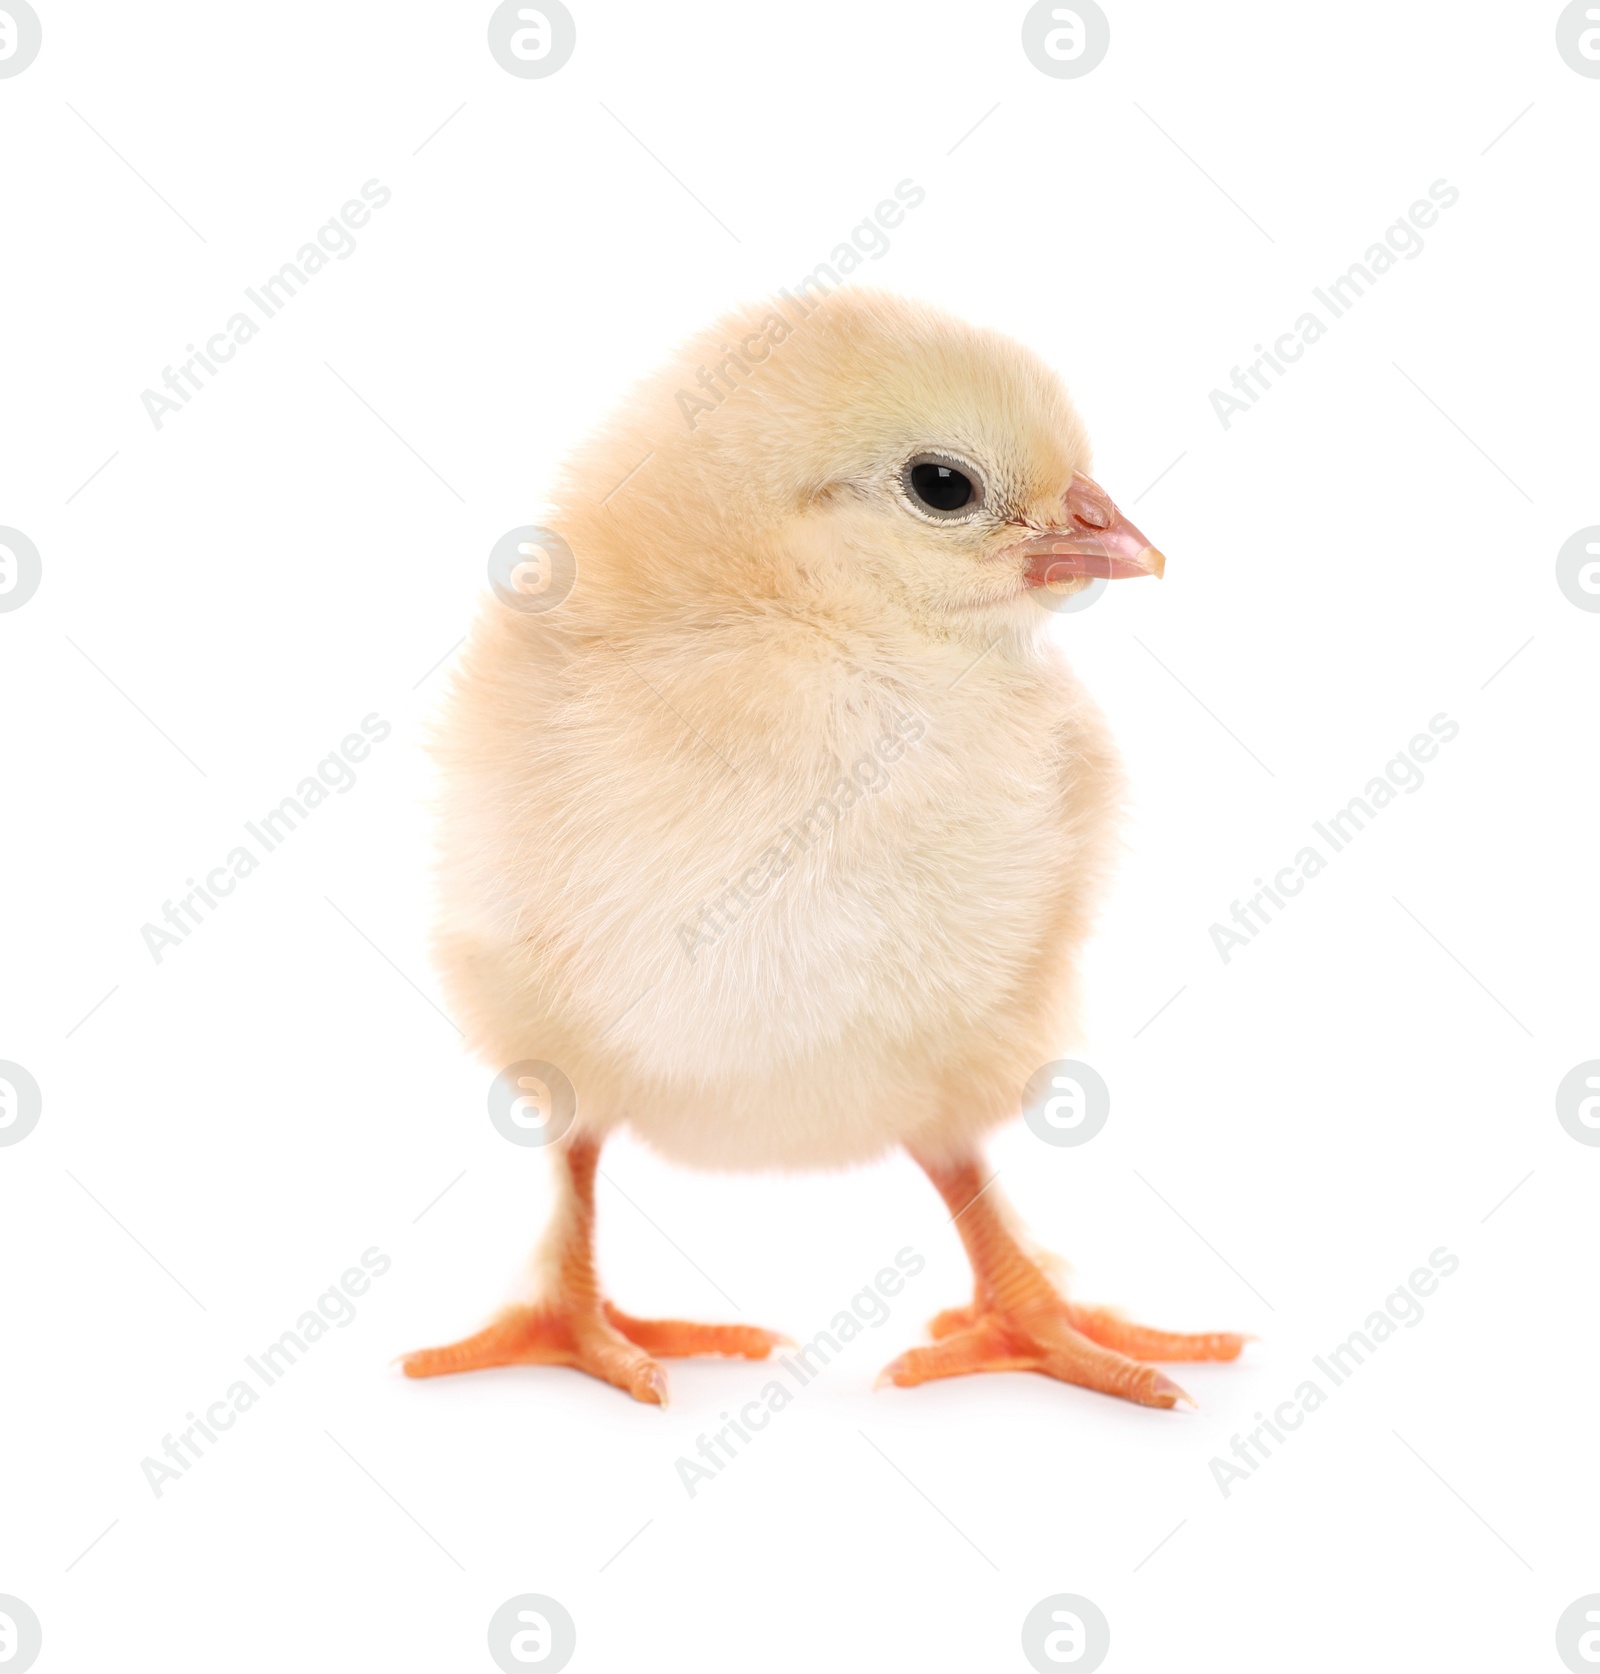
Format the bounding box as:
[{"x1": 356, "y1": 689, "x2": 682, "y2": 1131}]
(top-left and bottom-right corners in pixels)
[{"x1": 1064, "y1": 475, "x2": 1114, "y2": 530}]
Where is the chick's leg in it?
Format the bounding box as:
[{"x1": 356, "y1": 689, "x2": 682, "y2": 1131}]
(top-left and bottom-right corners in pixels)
[
  {"x1": 878, "y1": 1153, "x2": 1244, "y2": 1409},
  {"x1": 402, "y1": 1138, "x2": 785, "y2": 1404}
]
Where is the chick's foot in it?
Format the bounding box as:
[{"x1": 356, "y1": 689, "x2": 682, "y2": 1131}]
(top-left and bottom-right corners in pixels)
[
  {"x1": 878, "y1": 1296, "x2": 1244, "y2": 1408},
  {"x1": 402, "y1": 1138, "x2": 787, "y2": 1403},
  {"x1": 930, "y1": 1299, "x2": 1246, "y2": 1364},
  {"x1": 401, "y1": 1301, "x2": 787, "y2": 1405},
  {"x1": 880, "y1": 1150, "x2": 1246, "y2": 1409},
  {"x1": 401, "y1": 1302, "x2": 670, "y2": 1404}
]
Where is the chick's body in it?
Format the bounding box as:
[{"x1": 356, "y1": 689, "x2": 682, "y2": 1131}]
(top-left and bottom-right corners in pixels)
[
  {"x1": 435, "y1": 581, "x2": 1119, "y2": 1171},
  {"x1": 407, "y1": 291, "x2": 1243, "y2": 1407}
]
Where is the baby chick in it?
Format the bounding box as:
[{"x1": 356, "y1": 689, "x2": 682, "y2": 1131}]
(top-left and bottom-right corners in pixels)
[{"x1": 404, "y1": 289, "x2": 1243, "y2": 1407}]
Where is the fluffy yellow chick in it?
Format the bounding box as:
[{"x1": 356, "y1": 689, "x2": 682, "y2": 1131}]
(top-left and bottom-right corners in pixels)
[{"x1": 404, "y1": 289, "x2": 1242, "y2": 1407}]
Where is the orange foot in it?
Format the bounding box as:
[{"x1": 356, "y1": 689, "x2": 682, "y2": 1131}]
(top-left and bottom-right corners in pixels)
[
  {"x1": 402, "y1": 1301, "x2": 789, "y2": 1406},
  {"x1": 878, "y1": 1298, "x2": 1246, "y2": 1410}
]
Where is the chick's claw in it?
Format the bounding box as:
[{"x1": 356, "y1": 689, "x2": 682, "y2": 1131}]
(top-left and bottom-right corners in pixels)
[
  {"x1": 1059, "y1": 1302, "x2": 1248, "y2": 1365},
  {"x1": 602, "y1": 1303, "x2": 791, "y2": 1360}
]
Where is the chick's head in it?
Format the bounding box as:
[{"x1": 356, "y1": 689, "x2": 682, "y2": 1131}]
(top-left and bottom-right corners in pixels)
[{"x1": 554, "y1": 289, "x2": 1162, "y2": 640}]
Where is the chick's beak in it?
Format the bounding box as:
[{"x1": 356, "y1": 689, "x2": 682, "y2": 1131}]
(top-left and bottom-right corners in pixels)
[{"x1": 1019, "y1": 475, "x2": 1166, "y2": 588}]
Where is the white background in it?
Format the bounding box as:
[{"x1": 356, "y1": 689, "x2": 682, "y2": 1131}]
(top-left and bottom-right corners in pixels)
[{"x1": 2, "y1": 2, "x2": 1597, "y2": 1670}]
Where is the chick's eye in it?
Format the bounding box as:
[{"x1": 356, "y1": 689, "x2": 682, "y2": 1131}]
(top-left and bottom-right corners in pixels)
[
  {"x1": 904, "y1": 455, "x2": 982, "y2": 518},
  {"x1": 911, "y1": 463, "x2": 972, "y2": 510}
]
